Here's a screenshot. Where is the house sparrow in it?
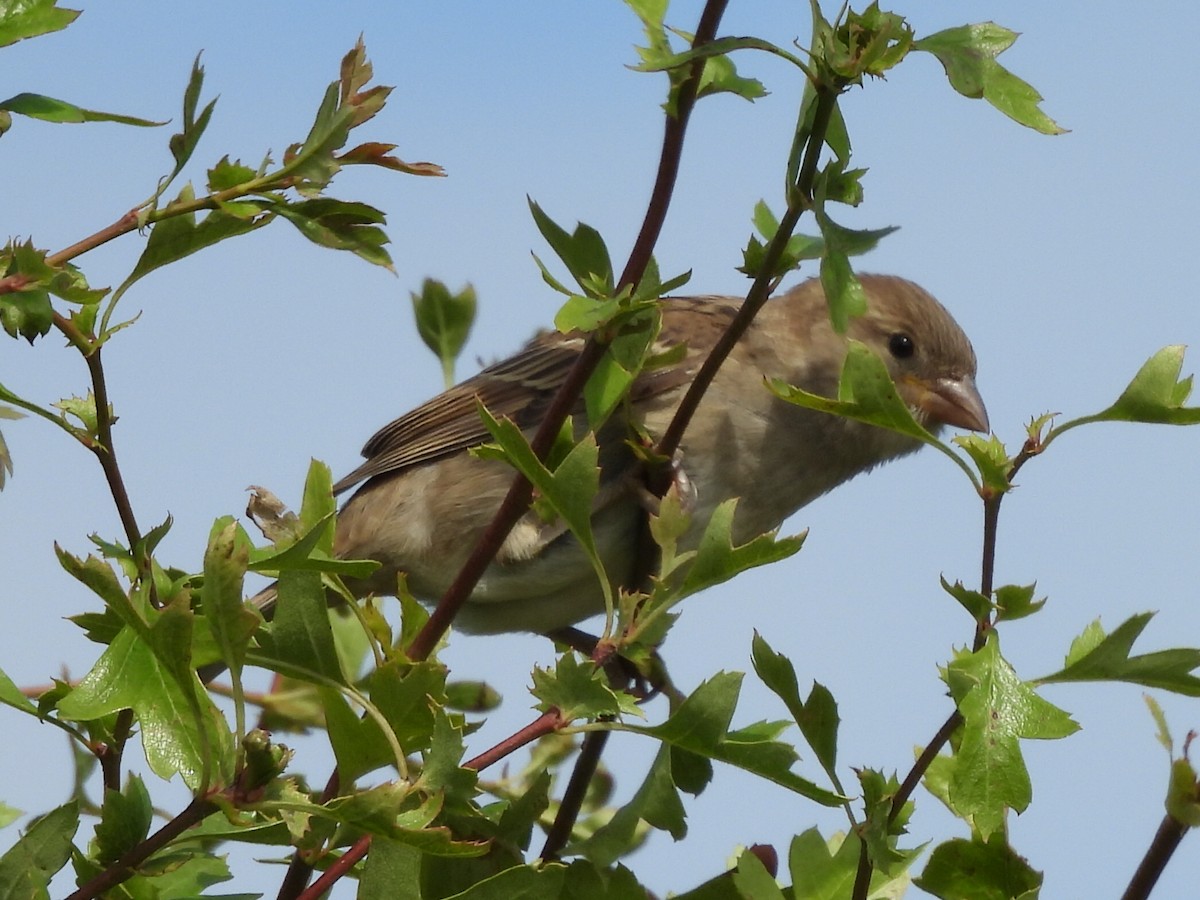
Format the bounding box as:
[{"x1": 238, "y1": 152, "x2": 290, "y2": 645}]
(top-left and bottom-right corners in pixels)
[{"x1": 248, "y1": 274, "x2": 986, "y2": 638}]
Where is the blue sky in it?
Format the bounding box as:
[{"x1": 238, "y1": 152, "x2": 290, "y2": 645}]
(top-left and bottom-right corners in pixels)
[{"x1": 2, "y1": 2, "x2": 1199, "y2": 896}]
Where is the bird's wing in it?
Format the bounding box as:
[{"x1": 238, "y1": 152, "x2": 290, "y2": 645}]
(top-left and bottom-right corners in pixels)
[{"x1": 331, "y1": 297, "x2": 738, "y2": 496}]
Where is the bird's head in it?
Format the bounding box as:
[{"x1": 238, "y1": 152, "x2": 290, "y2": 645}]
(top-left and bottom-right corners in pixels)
[{"x1": 847, "y1": 275, "x2": 989, "y2": 434}]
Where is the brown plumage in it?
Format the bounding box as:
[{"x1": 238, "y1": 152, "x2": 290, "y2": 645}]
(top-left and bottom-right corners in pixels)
[{"x1": 254, "y1": 274, "x2": 986, "y2": 636}]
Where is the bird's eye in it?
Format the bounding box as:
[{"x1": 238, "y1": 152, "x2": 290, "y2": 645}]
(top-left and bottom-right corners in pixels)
[{"x1": 888, "y1": 332, "x2": 915, "y2": 359}]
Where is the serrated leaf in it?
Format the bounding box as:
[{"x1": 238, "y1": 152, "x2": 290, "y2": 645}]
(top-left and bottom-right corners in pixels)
[
  {"x1": 166, "y1": 54, "x2": 216, "y2": 181},
  {"x1": 93, "y1": 776, "x2": 152, "y2": 866},
  {"x1": 529, "y1": 199, "x2": 613, "y2": 297},
  {"x1": 281, "y1": 38, "x2": 394, "y2": 195},
  {"x1": 914, "y1": 834, "x2": 1043, "y2": 900},
  {"x1": 857, "y1": 768, "x2": 910, "y2": 873},
  {"x1": 530, "y1": 653, "x2": 632, "y2": 721},
  {"x1": 0, "y1": 801, "x2": 79, "y2": 897},
  {"x1": 576, "y1": 743, "x2": 688, "y2": 866},
  {"x1": 628, "y1": 673, "x2": 843, "y2": 807},
  {"x1": 993, "y1": 583, "x2": 1045, "y2": 623},
  {"x1": 1039, "y1": 612, "x2": 1200, "y2": 696},
  {"x1": 0, "y1": 0, "x2": 79, "y2": 48},
  {"x1": 915, "y1": 23, "x2": 1065, "y2": 135},
  {"x1": 944, "y1": 635, "x2": 1079, "y2": 837},
  {"x1": 56, "y1": 628, "x2": 234, "y2": 789},
  {"x1": 681, "y1": 500, "x2": 805, "y2": 598},
  {"x1": 770, "y1": 342, "x2": 932, "y2": 442},
  {"x1": 339, "y1": 141, "x2": 445, "y2": 177},
  {"x1": 751, "y1": 633, "x2": 839, "y2": 776},
  {"x1": 1086, "y1": 346, "x2": 1200, "y2": 426},
  {"x1": 200, "y1": 518, "x2": 257, "y2": 681},
  {"x1": 270, "y1": 197, "x2": 392, "y2": 269},
  {"x1": 477, "y1": 407, "x2": 611, "y2": 613},
  {"x1": 953, "y1": 433, "x2": 1010, "y2": 494},
  {"x1": 940, "y1": 576, "x2": 993, "y2": 623}
]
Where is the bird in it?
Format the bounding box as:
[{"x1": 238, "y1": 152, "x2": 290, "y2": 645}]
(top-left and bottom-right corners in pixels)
[{"x1": 241, "y1": 274, "x2": 986, "y2": 641}]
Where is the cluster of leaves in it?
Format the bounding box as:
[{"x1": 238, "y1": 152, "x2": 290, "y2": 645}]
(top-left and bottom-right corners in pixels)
[{"x1": 2, "y1": 2, "x2": 1199, "y2": 900}]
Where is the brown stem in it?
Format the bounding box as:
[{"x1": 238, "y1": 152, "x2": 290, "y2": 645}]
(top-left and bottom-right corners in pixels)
[
  {"x1": 540, "y1": 728, "x2": 611, "y2": 861},
  {"x1": 654, "y1": 84, "x2": 838, "y2": 462},
  {"x1": 465, "y1": 708, "x2": 566, "y2": 772},
  {"x1": 615, "y1": 0, "x2": 730, "y2": 291},
  {"x1": 65, "y1": 796, "x2": 218, "y2": 900},
  {"x1": 46, "y1": 209, "x2": 142, "y2": 268},
  {"x1": 1121, "y1": 813, "x2": 1191, "y2": 900},
  {"x1": 406, "y1": 0, "x2": 728, "y2": 663},
  {"x1": 83, "y1": 346, "x2": 145, "y2": 563},
  {"x1": 298, "y1": 836, "x2": 372, "y2": 900},
  {"x1": 98, "y1": 708, "x2": 136, "y2": 792}
]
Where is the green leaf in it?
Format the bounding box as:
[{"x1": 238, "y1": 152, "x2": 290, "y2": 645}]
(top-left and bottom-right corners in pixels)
[
  {"x1": 0, "y1": 0, "x2": 79, "y2": 48},
  {"x1": 681, "y1": 500, "x2": 805, "y2": 599},
  {"x1": 323, "y1": 660, "x2": 446, "y2": 781},
  {"x1": 814, "y1": 210, "x2": 897, "y2": 332},
  {"x1": 257, "y1": 569, "x2": 343, "y2": 683},
  {"x1": 628, "y1": 673, "x2": 843, "y2": 807},
  {"x1": 576, "y1": 743, "x2": 688, "y2": 866},
  {"x1": 530, "y1": 653, "x2": 635, "y2": 722},
  {"x1": 0, "y1": 287, "x2": 52, "y2": 343},
  {"x1": 940, "y1": 577, "x2": 993, "y2": 623},
  {"x1": 1039, "y1": 612, "x2": 1200, "y2": 696},
  {"x1": 93, "y1": 776, "x2": 152, "y2": 866},
  {"x1": 528, "y1": 199, "x2": 613, "y2": 297},
  {"x1": 269, "y1": 197, "x2": 393, "y2": 270},
  {"x1": 200, "y1": 518, "x2": 258, "y2": 681},
  {"x1": 477, "y1": 408, "x2": 611, "y2": 614},
  {"x1": 0, "y1": 665, "x2": 36, "y2": 716},
  {"x1": 751, "y1": 633, "x2": 839, "y2": 776},
  {"x1": 731, "y1": 848, "x2": 784, "y2": 900},
  {"x1": 0, "y1": 405, "x2": 21, "y2": 490},
  {"x1": 359, "y1": 837, "x2": 423, "y2": 900},
  {"x1": 0, "y1": 801, "x2": 79, "y2": 897},
  {"x1": 411, "y1": 278, "x2": 477, "y2": 387},
  {"x1": 954, "y1": 433, "x2": 1011, "y2": 494},
  {"x1": 0, "y1": 92, "x2": 163, "y2": 128},
  {"x1": 1085, "y1": 346, "x2": 1200, "y2": 426},
  {"x1": 915, "y1": 834, "x2": 1043, "y2": 900},
  {"x1": 915, "y1": 23, "x2": 1065, "y2": 135},
  {"x1": 821, "y1": 3, "x2": 914, "y2": 80},
  {"x1": 993, "y1": 583, "x2": 1045, "y2": 623},
  {"x1": 943, "y1": 634, "x2": 1079, "y2": 837},
  {"x1": 166, "y1": 54, "x2": 216, "y2": 185},
  {"x1": 740, "y1": 200, "x2": 824, "y2": 279},
  {"x1": 771, "y1": 342, "x2": 929, "y2": 441},
  {"x1": 56, "y1": 627, "x2": 235, "y2": 789},
  {"x1": 856, "y1": 768, "x2": 910, "y2": 873},
  {"x1": 582, "y1": 304, "x2": 660, "y2": 427},
  {"x1": 280, "y1": 38, "x2": 396, "y2": 196}
]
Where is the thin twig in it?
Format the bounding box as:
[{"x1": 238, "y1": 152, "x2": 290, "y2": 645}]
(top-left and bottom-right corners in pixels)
[
  {"x1": 465, "y1": 708, "x2": 566, "y2": 772},
  {"x1": 65, "y1": 797, "x2": 218, "y2": 900},
  {"x1": 406, "y1": 0, "x2": 729, "y2": 664}
]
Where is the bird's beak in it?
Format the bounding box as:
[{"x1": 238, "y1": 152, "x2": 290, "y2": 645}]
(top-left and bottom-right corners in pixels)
[{"x1": 913, "y1": 375, "x2": 989, "y2": 432}]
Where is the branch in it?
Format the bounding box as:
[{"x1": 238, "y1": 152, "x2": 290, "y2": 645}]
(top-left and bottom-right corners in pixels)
[
  {"x1": 406, "y1": 0, "x2": 729, "y2": 661},
  {"x1": 65, "y1": 796, "x2": 218, "y2": 900},
  {"x1": 1122, "y1": 813, "x2": 1191, "y2": 900}
]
